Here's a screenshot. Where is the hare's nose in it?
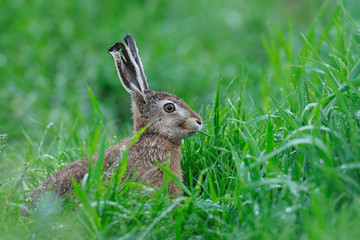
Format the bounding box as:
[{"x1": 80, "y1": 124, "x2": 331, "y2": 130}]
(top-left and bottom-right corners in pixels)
[{"x1": 196, "y1": 119, "x2": 203, "y2": 131}]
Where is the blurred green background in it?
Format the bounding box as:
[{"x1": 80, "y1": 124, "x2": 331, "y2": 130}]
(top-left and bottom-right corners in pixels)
[
  {"x1": 0, "y1": 0, "x2": 357, "y2": 145},
  {"x1": 1, "y1": 1, "x2": 360, "y2": 238}
]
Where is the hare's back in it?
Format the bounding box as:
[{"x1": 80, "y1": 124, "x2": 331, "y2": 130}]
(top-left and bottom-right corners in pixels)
[{"x1": 103, "y1": 137, "x2": 132, "y2": 168}]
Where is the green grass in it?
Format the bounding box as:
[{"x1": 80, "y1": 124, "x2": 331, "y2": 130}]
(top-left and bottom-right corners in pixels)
[{"x1": 2, "y1": 0, "x2": 360, "y2": 239}]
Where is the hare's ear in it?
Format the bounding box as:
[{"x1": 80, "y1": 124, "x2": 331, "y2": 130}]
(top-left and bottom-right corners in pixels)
[
  {"x1": 108, "y1": 34, "x2": 148, "y2": 98},
  {"x1": 124, "y1": 34, "x2": 149, "y2": 91}
]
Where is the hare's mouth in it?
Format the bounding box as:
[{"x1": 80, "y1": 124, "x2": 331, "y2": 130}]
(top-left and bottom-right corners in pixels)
[
  {"x1": 177, "y1": 131, "x2": 196, "y2": 140},
  {"x1": 186, "y1": 131, "x2": 198, "y2": 137}
]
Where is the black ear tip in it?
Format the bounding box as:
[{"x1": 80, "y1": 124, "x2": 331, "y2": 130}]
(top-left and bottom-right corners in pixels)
[
  {"x1": 124, "y1": 33, "x2": 135, "y2": 44},
  {"x1": 124, "y1": 33, "x2": 133, "y2": 38},
  {"x1": 108, "y1": 42, "x2": 123, "y2": 53}
]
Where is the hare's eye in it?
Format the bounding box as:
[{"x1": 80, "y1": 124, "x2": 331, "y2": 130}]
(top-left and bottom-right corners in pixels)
[{"x1": 163, "y1": 103, "x2": 175, "y2": 113}]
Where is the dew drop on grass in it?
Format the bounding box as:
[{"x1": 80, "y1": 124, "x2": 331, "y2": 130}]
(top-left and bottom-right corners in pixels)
[
  {"x1": 355, "y1": 111, "x2": 360, "y2": 119},
  {"x1": 242, "y1": 200, "x2": 252, "y2": 206},
  {"x1": 280, "y1": 88, "x2": 283, "y2": 91},
  {"x1": 269, "y1": 184, "x2": 281, "y2": 189},
  {"x1": 285, "y1": 207, "x2": 292, "y2": 213},
  {"x1": 247, "y1": 172, "x2": 251, "y2": 181},
  {"x1": 254, "y1": 203, "x2": 259, "y2": 215},
  {"x1": 319, "y1": 159, "x2": 324, "y2": 164}
]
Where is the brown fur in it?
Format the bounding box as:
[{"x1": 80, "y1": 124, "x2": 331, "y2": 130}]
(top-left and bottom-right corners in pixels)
[
  {"x1": 27, "y1": 34, "x2": 202, "y2": 208},
  {"x1": 28, "y1": 139, "x2": 130, "y2": 202}
]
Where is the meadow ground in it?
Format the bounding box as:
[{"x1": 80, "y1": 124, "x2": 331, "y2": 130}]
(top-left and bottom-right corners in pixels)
[{"x1": 1, "y1": 0, "x2": 360, "y2": 239}]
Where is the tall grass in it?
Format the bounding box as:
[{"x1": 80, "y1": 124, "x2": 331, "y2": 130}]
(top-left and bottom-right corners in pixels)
[{"x1": 1, "y1": 2, "x2": 360, "y2": 240}]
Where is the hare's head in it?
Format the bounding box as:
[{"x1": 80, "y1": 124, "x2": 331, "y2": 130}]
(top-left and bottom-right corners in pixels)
[{"x1": 109, "y1": 34, "x2": 202, "y2": 140}]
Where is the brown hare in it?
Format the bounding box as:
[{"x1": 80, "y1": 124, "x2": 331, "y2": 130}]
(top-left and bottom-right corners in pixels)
[{"x1": 28, "y1": 34, "x2": 202, "y2": 205}]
